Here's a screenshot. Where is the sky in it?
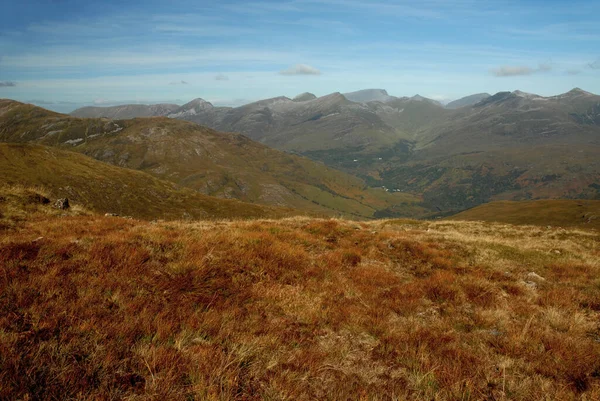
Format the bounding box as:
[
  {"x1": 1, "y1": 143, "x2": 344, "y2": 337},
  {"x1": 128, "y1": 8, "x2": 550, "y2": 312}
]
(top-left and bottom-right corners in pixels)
[{"x1": 0, "y1": 0, "x2": 599, "y2": 112}]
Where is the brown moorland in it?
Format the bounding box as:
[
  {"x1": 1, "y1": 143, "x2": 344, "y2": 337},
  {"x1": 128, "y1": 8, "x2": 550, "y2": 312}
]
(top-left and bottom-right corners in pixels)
[
  {"x1": 1, "y1": 203, "x2": 599, "y2": 399},
  {"x1": 449, "y1": 199, "x2": 600, "y2": 230}
]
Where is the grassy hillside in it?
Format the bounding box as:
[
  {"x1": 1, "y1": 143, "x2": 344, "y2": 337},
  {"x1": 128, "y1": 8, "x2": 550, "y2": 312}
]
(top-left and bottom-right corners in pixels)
[
  {"x1": 1, "y1": 212, "x2": 599, "y2": 399},
  {"x1": 70, "y1": 103, "x2": 179, "y2": 119},
  {"x1": 0, "y1": 143, "x2": 297, "y2": 221},
  {"x1": 449, "y1": 199, "x2": 600, "y2": 229},
  {"x1": 163, "y1": 90, "x2": 600, "y2": 213},
  {"x1": 0, "y1": 99, "x2": 425, "y2": 218}
]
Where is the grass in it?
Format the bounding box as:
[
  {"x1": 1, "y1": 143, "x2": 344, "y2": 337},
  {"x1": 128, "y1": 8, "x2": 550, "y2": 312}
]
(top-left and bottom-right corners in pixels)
[
  {"x1": 0, "y1": 143, "x2": 302, "y2": 221},
  {"x1": 1, "y1": 205, "x2": 598, "y2": 399},
  {"x1": 449, "y1": 199, "x2": 600, "y2": 230}
]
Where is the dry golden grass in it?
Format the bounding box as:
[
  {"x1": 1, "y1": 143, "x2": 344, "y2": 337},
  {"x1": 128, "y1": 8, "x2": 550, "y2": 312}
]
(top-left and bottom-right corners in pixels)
[{"x1": 1, "y1": 211, "x2": 599, "y2": 400}]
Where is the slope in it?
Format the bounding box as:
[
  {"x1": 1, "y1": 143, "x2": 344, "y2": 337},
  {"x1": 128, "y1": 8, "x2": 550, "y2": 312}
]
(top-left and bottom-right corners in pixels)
[
  {"x1": 372, "y1": 89, "x2": 600, "y2": 212},
  {"x1": 449, "y1": 199, "x2": 600, "y2": 229},
  {"x1": 70, "y1": 103, "x2": 180, "y2": 119},
  {"x1": 0, "y1": 143, "x2": 295, "y2": 220},
  {"x1": 0, "y1": 99, "x2": 424, "y2": 218},
  {"x1": 445, "y1": 93, "x2": 491, "y2": 109}
]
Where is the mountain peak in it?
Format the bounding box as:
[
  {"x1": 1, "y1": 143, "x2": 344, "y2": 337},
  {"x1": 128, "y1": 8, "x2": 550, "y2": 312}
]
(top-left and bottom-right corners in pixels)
[
  {"x1": 168, "y1": 98, "x2": 214, "y2": 118},
  {"x1": 343, "y1": 89, "x2": 392, "y2": 103},
  {"x1": 511, "y1": 90, "x2": 541, "y2": 99},
  {"x1": 565, "y1": 87, "x2": 593, "y2": 96},
  {"x1": 293, "y1": 92, "x2": 317, "y2": 102},
  {"x1": 183, "y1": 98, "x2": 214, "y2": 109}
]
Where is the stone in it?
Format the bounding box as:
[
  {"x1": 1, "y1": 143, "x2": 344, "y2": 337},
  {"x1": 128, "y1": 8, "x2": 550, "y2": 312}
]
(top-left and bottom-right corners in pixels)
[
  {"x1": 526, "y1": 272, "x2": 546, "y2": 282},
  {"x1": 54, "y1": 198, "x2": 70, "y2": 210}
]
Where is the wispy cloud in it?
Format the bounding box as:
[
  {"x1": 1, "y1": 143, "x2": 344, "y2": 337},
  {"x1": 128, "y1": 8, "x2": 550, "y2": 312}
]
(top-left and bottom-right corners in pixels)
[
  {"x1": 502, "y1": 23, "x2": 600, "y2": 42},
  {"x1": 222, "y1": 1, "x2": 303, "y2": 14},
  {"x1": 0, "y1": 81, "x2": 16, "y2": 87},
  {"x1": 491, "y1": 63, "x2": 552, "y2": 77},
  {"x1": 566, "y1": 69, "x2": 582, "y2": 75},
  {"x1": 491, "y1": 66, "x2": 534, "y2": 77},
  {"x1": 279, "y1": 64, "x2": 321, "y2": 76},
  {"x1": 589, "y1": 59, "x2": 600, "y2": 69},
  {"x1": 215, "y1": 74, "x2": 229, "y2": 81},
  {"x1": 1, "y1": 47, "x2": 296, "y2": 69},
  {"x1": 169, "y1": 80, "x2": 189, "y2": 85}
]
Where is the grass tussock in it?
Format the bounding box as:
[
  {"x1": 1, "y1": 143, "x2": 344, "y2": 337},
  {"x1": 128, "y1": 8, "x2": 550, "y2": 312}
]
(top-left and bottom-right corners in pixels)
[{"x1": 0, "y1": 214, "x2": 599, "y2": 400}]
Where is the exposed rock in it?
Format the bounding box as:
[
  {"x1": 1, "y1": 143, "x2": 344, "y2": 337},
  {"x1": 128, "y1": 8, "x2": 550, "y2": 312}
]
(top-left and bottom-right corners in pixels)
[
  {"x1": 526, "y1": 272, "x2": 546, "y2": 282},
  {"x1": 521, "y1": 280, "x2": 538, "y2": 289},
  {"x1": 105, "y1": 213, "x2": 119, "y2": 217},
  {"x1": 54, "y1": 198, "x2": 70, "y2": 210}
]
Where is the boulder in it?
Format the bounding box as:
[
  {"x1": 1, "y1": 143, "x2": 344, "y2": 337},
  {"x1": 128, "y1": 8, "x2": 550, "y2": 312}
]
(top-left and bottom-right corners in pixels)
[{"x1": 54, "y1": 198, "x2": 70, "y2": 210}]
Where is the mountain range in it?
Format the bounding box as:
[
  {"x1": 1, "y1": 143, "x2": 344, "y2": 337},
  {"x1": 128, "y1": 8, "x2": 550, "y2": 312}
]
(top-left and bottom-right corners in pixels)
[
  {"x1": 71, "y1": 87, "x2": 600, "y2": 214},
  {"x1": 3, "y1": 87, "x2": 598, "y2": 218}
]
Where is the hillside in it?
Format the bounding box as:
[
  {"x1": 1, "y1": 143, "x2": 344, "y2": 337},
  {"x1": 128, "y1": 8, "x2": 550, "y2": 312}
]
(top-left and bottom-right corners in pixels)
[
  {"x1": 445, "y1": 93, "x2": 491, "y2": 109},
  {"x1": 167, "y1": 88, "x2": 600, "y2": 214},
  {"x1": 375, "y1": 89, "x2": 600, "y2": 211},
  {"x1": 449, "y1": 199, "x2": 600, "y2": 229},
  {"x1": 70, "y1": 103, "x2": 179, "y2": 119},
  {"x1": 1, "y1": 211, "x2": 598, "y2": 399},
  {"x1": 0, "y1": 99, "x2": 425, "y2": 219},
  {"x1": 0, "y1": 143, "x2": 295, "y2": 221},
  {"x1": 6, "y1": 87, "x2": 600, "y2": 217}
]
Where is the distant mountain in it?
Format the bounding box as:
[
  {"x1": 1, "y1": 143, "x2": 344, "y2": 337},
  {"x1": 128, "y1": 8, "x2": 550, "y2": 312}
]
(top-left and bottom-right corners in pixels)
[
  {"x1": 164, "y1": 88, "x2": 600, "y2": 214},
  {"x1": 70, "y1": 103, "x2": 179, "y2": 119},
  {"x1": 343, "y1": 89, "x2": 393, "y2": 103},
  {"x1": 0, "y1": 99, "x2": 423, "y2": 218},
  {"x1": 375, "y1": 88, "x2": 600, "y2": 211},
  {"x1": 445, "y1": 93, "x2": 491, "y2": 109},
  {"x1": 168, "y1": 91, "x2": 449, "y2": 158}
]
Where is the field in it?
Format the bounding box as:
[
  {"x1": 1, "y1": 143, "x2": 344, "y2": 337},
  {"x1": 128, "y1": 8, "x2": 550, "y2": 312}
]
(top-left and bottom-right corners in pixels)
[{"x1": 1, "y1": 200, "x2": 599, "y2": 400}]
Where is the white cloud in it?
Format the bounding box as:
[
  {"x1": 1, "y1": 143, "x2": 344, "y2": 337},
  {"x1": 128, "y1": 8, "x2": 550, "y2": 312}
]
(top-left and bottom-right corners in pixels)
[
  {"x1": 491, "y1": 63, "x2": 552, "y2": 77},
  {"x1": 279, "y1": 64, "x2": 321, "y2": 76},
  {"x1": 491, "y1": 66, "x2": 534, "y2": 77},
  {"x1": 215, "y1": 74, "x2": 229, "y2": 81}
]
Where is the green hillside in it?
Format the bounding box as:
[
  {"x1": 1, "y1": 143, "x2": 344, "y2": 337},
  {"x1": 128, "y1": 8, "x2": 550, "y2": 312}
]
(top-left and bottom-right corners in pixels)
[{"x1": 0, "y1": 143, "x2": 298, "y2": 221}]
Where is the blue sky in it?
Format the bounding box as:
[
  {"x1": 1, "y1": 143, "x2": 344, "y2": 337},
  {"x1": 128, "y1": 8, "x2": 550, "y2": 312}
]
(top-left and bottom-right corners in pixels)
[{"x1": 1, "y1": 0, "x2": 599, "y2": 112}]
